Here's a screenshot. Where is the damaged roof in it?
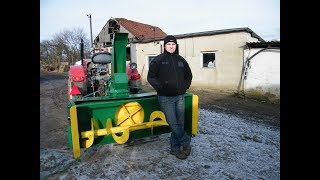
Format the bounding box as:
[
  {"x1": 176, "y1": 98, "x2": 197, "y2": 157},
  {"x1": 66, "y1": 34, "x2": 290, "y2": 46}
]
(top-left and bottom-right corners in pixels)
[
  {"x1": 246, "y1": 41, "x2": 280, "y2": 48},
  {"x1": 114, "y1": 18, "x2": 167, "y2": 40}
]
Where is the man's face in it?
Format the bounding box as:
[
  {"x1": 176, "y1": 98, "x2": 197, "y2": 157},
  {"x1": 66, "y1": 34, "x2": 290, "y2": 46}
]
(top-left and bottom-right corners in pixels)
[{"x1": 165, "y1": 42, "x2": 176, "y2": 54}]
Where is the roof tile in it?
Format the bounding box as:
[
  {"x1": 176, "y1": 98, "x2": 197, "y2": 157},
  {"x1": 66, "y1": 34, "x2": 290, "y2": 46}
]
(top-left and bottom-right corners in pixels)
[{"x1": 115, "y1": 18, "x2": 167, "y2": 40}]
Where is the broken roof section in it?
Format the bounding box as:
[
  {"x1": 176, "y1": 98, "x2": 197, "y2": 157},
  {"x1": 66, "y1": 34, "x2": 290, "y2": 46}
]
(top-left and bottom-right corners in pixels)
[
  {"x1": 247, "y1": 41, "x2": 280, "y2": 48},
  {"x1": 111, "y1": 18, "x2": 167, "y2": 40}
]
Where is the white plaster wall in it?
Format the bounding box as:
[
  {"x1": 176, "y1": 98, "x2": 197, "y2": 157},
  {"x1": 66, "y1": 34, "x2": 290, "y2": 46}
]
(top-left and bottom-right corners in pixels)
[
  {"x1": 244, "y1": 48, "x2": 280, "y2": 98},
  {"x1": 130, "y1": 43, "x2": 137, "y2": 63},
  {"x1": 134, "y1": 42, "x2": 163, "y2": 81},
  {"x1": 134, "y1": 31, "x2": 257, "y2": 90}
]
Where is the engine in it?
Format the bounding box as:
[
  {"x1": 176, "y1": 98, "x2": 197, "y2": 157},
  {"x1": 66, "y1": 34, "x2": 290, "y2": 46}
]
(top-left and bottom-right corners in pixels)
[
  {"x1": 86, "y1": 61, "x2": 111, "y2": 96},
  {"x1": 68, "y1": 41, "x2": 141, "y2": 100}
]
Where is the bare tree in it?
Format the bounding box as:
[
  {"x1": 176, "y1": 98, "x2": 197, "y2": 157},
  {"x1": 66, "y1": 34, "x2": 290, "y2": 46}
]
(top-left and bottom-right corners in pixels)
[
  {"x1": 40, "y1": 40, "x2": 61, "y2": 70},
  {"x1": 40, "y1": 27, "x2": 90, "y2": 71}
]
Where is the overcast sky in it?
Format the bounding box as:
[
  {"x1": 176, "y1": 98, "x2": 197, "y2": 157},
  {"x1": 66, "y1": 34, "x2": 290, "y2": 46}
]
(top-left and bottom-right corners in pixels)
[{"x1": 40, "y1": 0, "x2": 280, "y2": 42}]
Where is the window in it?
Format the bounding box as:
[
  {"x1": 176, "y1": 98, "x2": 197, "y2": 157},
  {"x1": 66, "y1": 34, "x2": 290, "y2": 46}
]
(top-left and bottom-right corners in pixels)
[
  {"x1": 201, "y1": 52, "x2": 216, "y2": 68},
  {"x1": 146, "y1": 55, "x2": 157, "y2": 70}
]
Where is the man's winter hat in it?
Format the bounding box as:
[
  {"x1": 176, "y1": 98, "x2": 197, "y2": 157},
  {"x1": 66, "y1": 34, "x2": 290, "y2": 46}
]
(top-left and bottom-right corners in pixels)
[{"x1": 164, "y1": 35, "x2": 177, "y2": 45}]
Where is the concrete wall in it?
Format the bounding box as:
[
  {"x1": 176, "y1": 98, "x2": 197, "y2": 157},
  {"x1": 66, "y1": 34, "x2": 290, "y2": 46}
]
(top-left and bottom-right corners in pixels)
[
  {"x1": 133, "y1": 31, "x2": 259, "y2": 91},
  {"x1": 243, "y1": 48, "x2": 280, "y2": 101}
]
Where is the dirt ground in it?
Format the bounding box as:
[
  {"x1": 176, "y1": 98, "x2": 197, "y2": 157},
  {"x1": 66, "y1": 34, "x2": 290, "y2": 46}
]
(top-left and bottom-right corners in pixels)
[
  {"x1": 189, "y1": 87, "x2": 280, "y2": 127},
  {"x1": 40, "y1": 70, "x2": 280, "y2": 179},
  {"x1": 40, "y1": 70, "x2": 280, "y2": 149}
]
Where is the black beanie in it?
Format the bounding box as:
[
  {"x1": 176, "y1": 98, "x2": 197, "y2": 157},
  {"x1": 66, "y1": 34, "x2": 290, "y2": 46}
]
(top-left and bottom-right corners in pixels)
[{"x1": 164, "y1": 35, "x2": 177, "y2": 45}]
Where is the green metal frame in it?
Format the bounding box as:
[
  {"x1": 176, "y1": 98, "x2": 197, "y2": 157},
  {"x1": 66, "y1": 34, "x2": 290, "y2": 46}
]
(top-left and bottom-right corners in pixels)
[
  {"x1": 67, "y1": 92, "x2": 196, "y2": 148},
  {"x1": 109, "y1": 33, "x2": 129, "y2": 97}
]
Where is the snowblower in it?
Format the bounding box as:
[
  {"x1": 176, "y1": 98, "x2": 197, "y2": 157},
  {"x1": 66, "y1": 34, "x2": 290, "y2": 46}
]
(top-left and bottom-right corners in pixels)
[{"x1": 67, "y1": 32, "x2": 198, "y2": 159}]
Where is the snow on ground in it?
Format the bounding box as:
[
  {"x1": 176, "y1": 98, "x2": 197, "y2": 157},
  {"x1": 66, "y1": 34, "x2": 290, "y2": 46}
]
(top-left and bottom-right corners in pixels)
[{"x1": 40, "y1": 108, "x2": 280, "y2": 179}]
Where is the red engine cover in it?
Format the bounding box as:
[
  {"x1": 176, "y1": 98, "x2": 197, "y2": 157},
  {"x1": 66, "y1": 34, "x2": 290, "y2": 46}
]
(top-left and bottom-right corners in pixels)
[
  {"x1": 126, "y1": 65, "x2": 141, "y2": 80},
  {"x1": 69, "y1": 65, "x2": 86, "y2": 82}
]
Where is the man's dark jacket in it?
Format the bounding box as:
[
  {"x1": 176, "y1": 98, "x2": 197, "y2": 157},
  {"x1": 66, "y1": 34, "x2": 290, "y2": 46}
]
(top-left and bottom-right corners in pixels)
[{"x1": 147, "y1": 50, "x2": 193, "y2": 96}]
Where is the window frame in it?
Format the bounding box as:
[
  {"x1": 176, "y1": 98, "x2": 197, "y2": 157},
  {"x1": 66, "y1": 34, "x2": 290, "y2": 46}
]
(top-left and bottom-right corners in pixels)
[
  {"x1": 200, "y1": 51, "x2": 216, "y2": 68},
  {"x1": 146, "y1": 54, "x2": 157, "y2": 70}
]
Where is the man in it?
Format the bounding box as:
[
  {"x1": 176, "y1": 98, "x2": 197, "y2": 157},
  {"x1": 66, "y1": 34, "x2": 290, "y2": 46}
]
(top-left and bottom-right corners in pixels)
[{"x1": 147, "y1": 35, "x2": 193, "y2": 160}]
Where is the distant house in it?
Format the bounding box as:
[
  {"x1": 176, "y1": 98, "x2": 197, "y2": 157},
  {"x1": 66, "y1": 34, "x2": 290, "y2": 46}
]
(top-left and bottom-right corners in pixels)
[
  {"x1": 131, "y1": 27, "x2": 266, "y2": 91},
  {"x1": 94, "y1": 18, "x2": 279, "y2": 101},
  {"x1": 93, "y1": 17, "x2": 167, "y2": 50},
  {"x1": 240, "y1": 41, "x2": 280, "y2": 102}
]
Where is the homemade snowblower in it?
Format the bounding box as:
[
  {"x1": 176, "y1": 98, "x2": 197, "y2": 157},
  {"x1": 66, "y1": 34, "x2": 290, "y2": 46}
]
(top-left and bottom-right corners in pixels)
[{"x1": 67, "y1": 33, "x2": 198, "y2": 159}]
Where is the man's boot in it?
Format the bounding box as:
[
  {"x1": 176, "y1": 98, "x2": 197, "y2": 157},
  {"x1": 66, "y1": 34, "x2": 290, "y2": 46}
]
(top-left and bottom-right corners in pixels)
[
  {"x1": 182, "y1": 146, "x2": 191, "y2": 156},
  {"x1": 170, "y1": 151, "x2": 187, "y2": 160}
]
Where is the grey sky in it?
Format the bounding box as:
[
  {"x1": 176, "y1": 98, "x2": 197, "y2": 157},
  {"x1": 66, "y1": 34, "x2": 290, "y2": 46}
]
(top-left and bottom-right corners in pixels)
[{"x1": 40, "y1": 0, "x2": 280, "y2": 42}]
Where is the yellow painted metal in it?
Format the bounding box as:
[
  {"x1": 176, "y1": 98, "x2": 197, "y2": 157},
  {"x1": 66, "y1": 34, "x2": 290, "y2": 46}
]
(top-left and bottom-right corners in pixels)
[
  {"x1": 115, "y1": 102, "x2": 144, "y2": 127},
  {"x1": 92, "y1": 119, "x2": 100, "y2": 131},
  {"x1": 80, "y1": 120, "x2": 94, "y2": 148},
  {"x1": 70, "y1": 105, "x2": 81, "y2": 159},
  {"x1": 107, "y1": 118, "x2": 130, "y2": 144},
  {"x1": 148, "y1": 111, "x2": 168, "y2": 135},
  {"x1": 111, "y1": 128, "x2": 130, "y2": 144},
  {"x1": 80, "y1": 110, "x2": 169, "y2": 146},
  {"x1": 192, "y1": 95, "x2": 199, "y2": 134}
]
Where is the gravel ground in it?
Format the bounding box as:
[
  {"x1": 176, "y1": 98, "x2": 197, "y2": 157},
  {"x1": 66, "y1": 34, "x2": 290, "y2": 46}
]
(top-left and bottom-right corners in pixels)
[{"x1": 40, "y1": 70, "x2": 280, "y2": 179}]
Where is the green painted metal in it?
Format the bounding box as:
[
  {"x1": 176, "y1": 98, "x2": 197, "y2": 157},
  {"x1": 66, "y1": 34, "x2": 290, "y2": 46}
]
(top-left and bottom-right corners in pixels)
[
  {"x1": 184, "y1": 93, "x2": 194, "y2": 135},
  {"x1": 109, "y1": 33, "x2": 129, "y2": 97},
  {"x1": 67, "y1": 93, "x2": 195, "y2": 148}
]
